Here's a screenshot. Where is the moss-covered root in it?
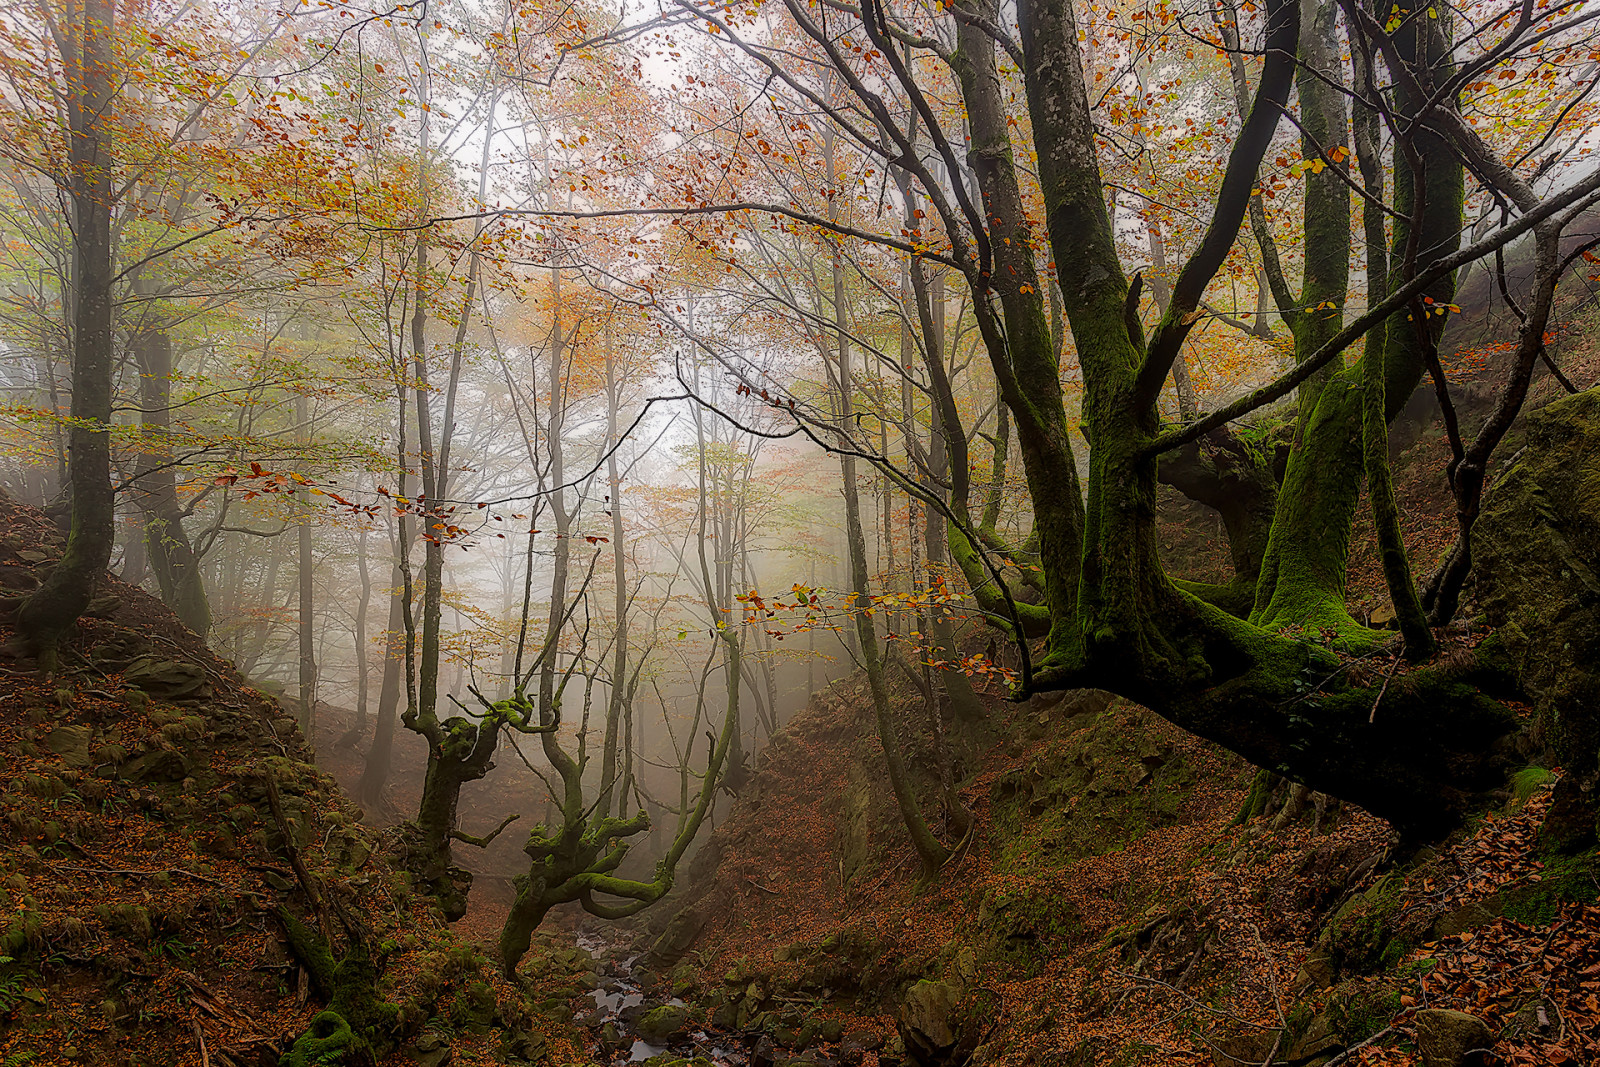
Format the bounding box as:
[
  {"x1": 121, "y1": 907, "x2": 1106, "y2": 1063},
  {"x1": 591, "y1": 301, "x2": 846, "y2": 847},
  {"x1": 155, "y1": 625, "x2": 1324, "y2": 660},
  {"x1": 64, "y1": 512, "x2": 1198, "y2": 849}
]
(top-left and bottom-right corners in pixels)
[
  {"x1": 281, "y1": 1011, "x2": 365, "y2": 1067},
  {"x1": 279, "y1": 911, "x2": 399, "y2": 1066}
]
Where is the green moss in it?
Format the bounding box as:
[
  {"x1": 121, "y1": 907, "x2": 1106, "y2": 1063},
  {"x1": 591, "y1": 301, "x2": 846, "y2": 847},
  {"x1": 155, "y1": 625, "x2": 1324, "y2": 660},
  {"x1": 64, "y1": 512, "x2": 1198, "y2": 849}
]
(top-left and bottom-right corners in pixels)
[
  {"x1": 1323, "y1": 875, "x2": 1409, "y2": 976},
  {"x1": 979, "y1": 884, "x2": 1086, "y2": 971},
  {"x1": 989, "y1": 705, "x2": 1198, "y2": 868},
  {"x1": 1333, "y1": 988, "x2": 1402, "y2": 1042},
  {"x1": 1498, "y1": 850, "x2": 1600, "y2": 926}
]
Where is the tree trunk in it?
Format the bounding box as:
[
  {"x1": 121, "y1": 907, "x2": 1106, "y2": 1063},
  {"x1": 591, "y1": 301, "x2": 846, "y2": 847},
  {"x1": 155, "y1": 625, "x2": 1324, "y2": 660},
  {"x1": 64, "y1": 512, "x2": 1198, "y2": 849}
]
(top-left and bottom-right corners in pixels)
[
  {"x1": 296, "y1": 392, "x2": 317, "y2": 742},
  {"x1": 20, "y1": 0, "x2": 118, "y2": 663},
  {"x1": 359, "y1": 567, "x2": 406, "y2": 807},
  {"x1": 132, "y1": 317, "x2": 211, "y2": 635}
]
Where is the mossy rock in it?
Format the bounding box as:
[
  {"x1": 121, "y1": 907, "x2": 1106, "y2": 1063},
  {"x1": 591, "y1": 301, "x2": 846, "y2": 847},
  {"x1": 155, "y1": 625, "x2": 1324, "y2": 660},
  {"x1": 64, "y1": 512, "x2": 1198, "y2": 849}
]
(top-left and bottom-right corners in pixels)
[
  {"x1": 1321, "y1": 875, "x2": 1409, "y2": 976},
  {"x1": 636, "y1": 1004, "x2": 692, "y2": 1044},
  {"x1": 988, "y1": 704, "x2": 1201, "y2": 868},
  {"x1": 122, "y1": 656, "x2": 210, "y2": 699},
  {"x1": 1475, "y1": 385, "x2": 1600, "y2": 828}
]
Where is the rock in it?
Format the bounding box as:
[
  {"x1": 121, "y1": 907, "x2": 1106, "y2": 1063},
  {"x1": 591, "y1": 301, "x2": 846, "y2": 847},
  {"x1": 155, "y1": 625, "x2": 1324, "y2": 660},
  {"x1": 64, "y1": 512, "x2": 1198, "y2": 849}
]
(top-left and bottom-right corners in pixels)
[
  {"x1": 780, "y1": 1052, "x2": 834, "y2": 1067},
  {"x1": 600, "y1": 1022, "x2": 630, "y2": 1052},
  {"x1": 896, "y1": 980, "x2": 961, "y2": 1065},
  {"x1": 122, "y1": 656, "x2": 209, "y2": 699},
  {"x1": 636, "y1": 1004, "x2": 692, "y2": 1044},
  {"x1": 45, "y1": 725, "x2": 93, "y2": 768},
  {"x1": 84, "y1": 594, "x2": 121, "y2": 619},
  {"x1": 1432, "y1": 897, "x2": 1503, "y2": 939},
  {"x1": 836, "y1": 1040, "x2": 867, "y2": 1067},
  {"x1": 1503, "y1": 996, "x2": 1561, "y2": 1043},
  {"x1": 497, "y1": 1029, "x2": 547, "y2": 1064},
  {"x1": 410, "y1": 1031, "x2": 452, "y2": 1067},
  {"x1": 116, "y1": 748, "x2": 195, "y2": 784},
  {"x1": 648, "y1": 906, "x2": 707, "y2": 968},
  {"x1": 1415, "y1": 1008, "x2": 1493, "y2": 1067},
  {"x1": 1208, "y1": 1032, "x2": 1277, "y2": 1067},
  {"x1": 1475, "y1": 386, "x2": 1600, "y2": 835},
  {"x1": 752, "y1": 1035, "x2": 780, "y2": 1067},
  {"x1": 849, "y1": 1029, "x2": 886, "y2": 1052}
]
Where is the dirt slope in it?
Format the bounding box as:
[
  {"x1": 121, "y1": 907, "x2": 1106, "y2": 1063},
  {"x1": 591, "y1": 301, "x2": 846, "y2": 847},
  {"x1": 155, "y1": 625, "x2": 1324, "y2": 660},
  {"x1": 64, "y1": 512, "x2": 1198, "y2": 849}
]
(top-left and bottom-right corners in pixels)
[
  {"x1": 0, "y1": 491, "x2": 586, "y2": 1067},
  {"x1": 643, "y1": 668, "x2": 1600, "y2": 1067}
]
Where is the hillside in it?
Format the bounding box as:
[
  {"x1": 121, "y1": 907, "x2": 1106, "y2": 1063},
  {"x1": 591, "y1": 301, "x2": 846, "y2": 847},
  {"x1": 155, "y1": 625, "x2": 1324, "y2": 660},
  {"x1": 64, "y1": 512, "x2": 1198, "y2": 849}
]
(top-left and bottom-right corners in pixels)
[
  {"x1": 0, "y1": 491, "x2": 590, "y2": 1067},
  {"x1": 627, "y1": 670, "x2": 1600, "y2": 1066}
]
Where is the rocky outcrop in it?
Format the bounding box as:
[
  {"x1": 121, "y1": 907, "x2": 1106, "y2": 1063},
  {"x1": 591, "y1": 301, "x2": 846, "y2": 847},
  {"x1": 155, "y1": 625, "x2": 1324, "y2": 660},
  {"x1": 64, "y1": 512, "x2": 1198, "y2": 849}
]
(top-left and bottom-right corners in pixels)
[
  {"x1": 896, "y1": 979, "x2": 962, "y2": 1065},
  {"x1": 1474, "y1": 386, "x2": 1600, "y2": 847},
  {"x1": 1415, "y1": 1008, "x2": 1493, "y2": 1066}
]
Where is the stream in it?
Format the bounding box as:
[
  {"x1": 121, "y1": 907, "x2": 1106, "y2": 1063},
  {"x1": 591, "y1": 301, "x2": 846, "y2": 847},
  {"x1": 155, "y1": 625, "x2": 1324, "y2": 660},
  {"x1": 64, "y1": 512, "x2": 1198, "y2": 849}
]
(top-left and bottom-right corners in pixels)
[{"x1": 573, "y1": 932, "x2": 753, "y2": 1067}]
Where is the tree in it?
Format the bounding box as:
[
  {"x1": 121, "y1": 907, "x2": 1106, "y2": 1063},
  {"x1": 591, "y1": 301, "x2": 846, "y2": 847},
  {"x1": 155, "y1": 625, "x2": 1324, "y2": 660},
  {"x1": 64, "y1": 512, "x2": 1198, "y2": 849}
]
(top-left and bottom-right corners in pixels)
[
  {"x1": 16, "y1": 0, "x2": 117, "y2": 663},
  {"x1": 650, "y1": 0, "x2": 1600, "y2": 834}
]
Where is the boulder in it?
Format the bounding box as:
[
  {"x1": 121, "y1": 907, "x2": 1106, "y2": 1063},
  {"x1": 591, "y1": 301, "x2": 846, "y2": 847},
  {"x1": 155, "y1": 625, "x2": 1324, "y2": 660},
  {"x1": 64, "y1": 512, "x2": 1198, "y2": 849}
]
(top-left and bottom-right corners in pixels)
[
  {"x1": 1414, "y1": 1008, "x2": 1492, "y2": 1067},
  {"x1": 116, "y1": 748, "x2": 196, "y2": 784},
  {"x1": 1208, "y1": 1032, "x2": 1277, "y2": 1067},
  {"x1": 896, "y1": 980, "x2": 961, "y2": 1065},
  {"x1": 410, "y1": 1031, "x2": 451, "y2": 1067},
  {"x1": 1474, "y1": 386, "x2": 1600, "y2": 843},
  {"x1": 45, "y1": 725, "x2": 93, "y2": 768},
  {"x1": 122, "y1": 656, "x2": 209, "y2": 700},
  {"x1": 635, "y1": 1004, "x2": 692, "y2": 1045},
  {"x1": 751, "y1": 1036, "x2": 780, "y2": 1067}
]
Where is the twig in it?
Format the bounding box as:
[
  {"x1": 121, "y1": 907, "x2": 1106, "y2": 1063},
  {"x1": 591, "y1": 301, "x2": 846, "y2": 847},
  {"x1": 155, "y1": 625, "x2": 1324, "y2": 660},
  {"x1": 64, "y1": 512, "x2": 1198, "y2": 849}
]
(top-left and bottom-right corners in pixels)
[
  {"x1": 55, "y1": 862, "x2": 233, "y2": 891},
  {"x1": 1110, "y1": 970, "x2": 1277, "y2": 1029},
  {"x1": 1369, "y1": 652, "x2": 1403, "y2": 723},
  {"x1": 192, "y1": 1019, "x2": 211, "y2": 1067},
  {"x1": 746, "y1": 877, "x2": 781, "y2": 895},
  {"x1": 1323, "y1": 1026, "x2": 1397, "y2": 1066},
  {"x1": 451, "y1": 812, "x2": 521, "y2": 848}
]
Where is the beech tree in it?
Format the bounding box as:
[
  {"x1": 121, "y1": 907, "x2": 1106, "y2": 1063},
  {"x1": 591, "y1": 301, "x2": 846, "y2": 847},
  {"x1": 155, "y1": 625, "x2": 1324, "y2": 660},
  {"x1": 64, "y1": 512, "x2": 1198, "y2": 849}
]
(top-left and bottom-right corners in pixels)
[{"x1": 648, "y1": 0, "x2": 1600, "y2": 835}]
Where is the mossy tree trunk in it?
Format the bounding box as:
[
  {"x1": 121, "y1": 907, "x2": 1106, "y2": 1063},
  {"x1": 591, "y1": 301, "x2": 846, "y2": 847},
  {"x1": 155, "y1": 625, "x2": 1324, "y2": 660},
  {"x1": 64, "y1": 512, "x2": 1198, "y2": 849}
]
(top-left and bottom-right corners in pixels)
[
  {"x1": 19, "y1": 0, "x2": 117, "y2": 664},
  {"x1": 759, "y1": 0, "x2": 1593, "y2": 835}
]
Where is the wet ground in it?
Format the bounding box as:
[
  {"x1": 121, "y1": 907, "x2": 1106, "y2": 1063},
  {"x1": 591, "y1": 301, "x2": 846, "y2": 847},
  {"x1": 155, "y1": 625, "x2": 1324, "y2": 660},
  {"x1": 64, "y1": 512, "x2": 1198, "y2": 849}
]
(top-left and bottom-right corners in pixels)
[{"x1": 574, "y1": 933, "x2": 752, "y2": 1066}]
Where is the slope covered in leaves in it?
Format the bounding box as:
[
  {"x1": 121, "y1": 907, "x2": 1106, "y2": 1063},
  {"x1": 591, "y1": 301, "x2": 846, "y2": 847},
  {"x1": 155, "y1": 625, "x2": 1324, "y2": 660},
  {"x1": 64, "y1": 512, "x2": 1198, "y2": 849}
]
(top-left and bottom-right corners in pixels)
[
  {"x1": 0, "y1": 490, "x2": 587, "y2": 1067},
  {"x1": 644, "y1": 665, "x2": 1599, "y2": 1067}
]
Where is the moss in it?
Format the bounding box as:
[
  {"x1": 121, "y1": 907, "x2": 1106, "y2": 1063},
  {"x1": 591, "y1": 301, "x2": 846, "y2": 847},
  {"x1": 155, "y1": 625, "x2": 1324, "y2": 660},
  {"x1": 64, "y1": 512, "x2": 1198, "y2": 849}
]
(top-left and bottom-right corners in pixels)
[
  {"x1": 979, "y1": 884, "x2": 1087, "y2": 972},
  {"x1": 989, "y1": 705, "x2": 1198, "y2": 868},
  {"x1": 1331, "y1": 987, "x2": 1403, "y2": 1042},
  {"x1": 1323, "y1": 875, "x2": 1410, "y2": 976},
  {"x1": 1511, "y1": 767, "x2": 1557, "y2": 804},
  {"x1": 1498, "y1": 849, "x2": 1600, "y2": 926}
]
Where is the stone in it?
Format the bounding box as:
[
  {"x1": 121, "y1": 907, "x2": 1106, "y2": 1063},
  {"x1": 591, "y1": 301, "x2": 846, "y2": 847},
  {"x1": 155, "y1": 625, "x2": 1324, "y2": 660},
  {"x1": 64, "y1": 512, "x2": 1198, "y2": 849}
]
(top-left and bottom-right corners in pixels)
[
  {"x1": 1415, "y1": 1009, "x2": 1493, "y2": 1067},
  {"x1": 496, "y1": 1029, "x2": 546, "y2": 1064},
  {"x1": 45, "y1": 725, "x2": 92, "y2": 768},
  {"x1": 1432, "y1": 898, "x2": 1503, "y2": 939},
  {"x1": 635, "y1": 1004, "x2": 692, "y2": 1045},
  {"x1": 600, "y1": 1022, "x2": 629, "y2": 1052},
  {"x1": 411, "y1": 1031, "x2": 451, "y2": 1067},
  {"x1": 116, "y1": 748, "x2": 195, "y2": 784},
  {"x1": 1208, "y1": 1032, "x2": 1277, "y2": 1067},
  {"x1": 84, "y1": 595, "x2": 121, "y2": 619},
  {"x1": 1475, "y1": 386, "x2": 1600, "y2": 833},
  {"x1": 752, "y1": 1035, "x2": 780, "y2": 1067},
  {"x1": 122, "y1": 656, "x2": 209, "y2": 699},
  {"x1": 896, "y1": 980, "x2": 962, "y2": 1065}
]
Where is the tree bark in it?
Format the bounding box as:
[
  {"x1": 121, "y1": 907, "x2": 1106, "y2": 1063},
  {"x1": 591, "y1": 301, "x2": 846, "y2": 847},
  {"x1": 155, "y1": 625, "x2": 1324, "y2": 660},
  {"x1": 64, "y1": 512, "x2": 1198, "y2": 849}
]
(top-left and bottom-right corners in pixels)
[{"x1": 20, "y1": 0, "x2": 118, "y2": 663}]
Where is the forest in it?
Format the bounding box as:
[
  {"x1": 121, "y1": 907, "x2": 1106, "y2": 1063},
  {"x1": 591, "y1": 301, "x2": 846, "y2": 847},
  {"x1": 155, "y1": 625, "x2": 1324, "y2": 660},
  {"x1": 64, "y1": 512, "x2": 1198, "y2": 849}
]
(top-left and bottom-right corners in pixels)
[{"x1": 2, "y1": 0, "x2": 1600, "y2": 1063}]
